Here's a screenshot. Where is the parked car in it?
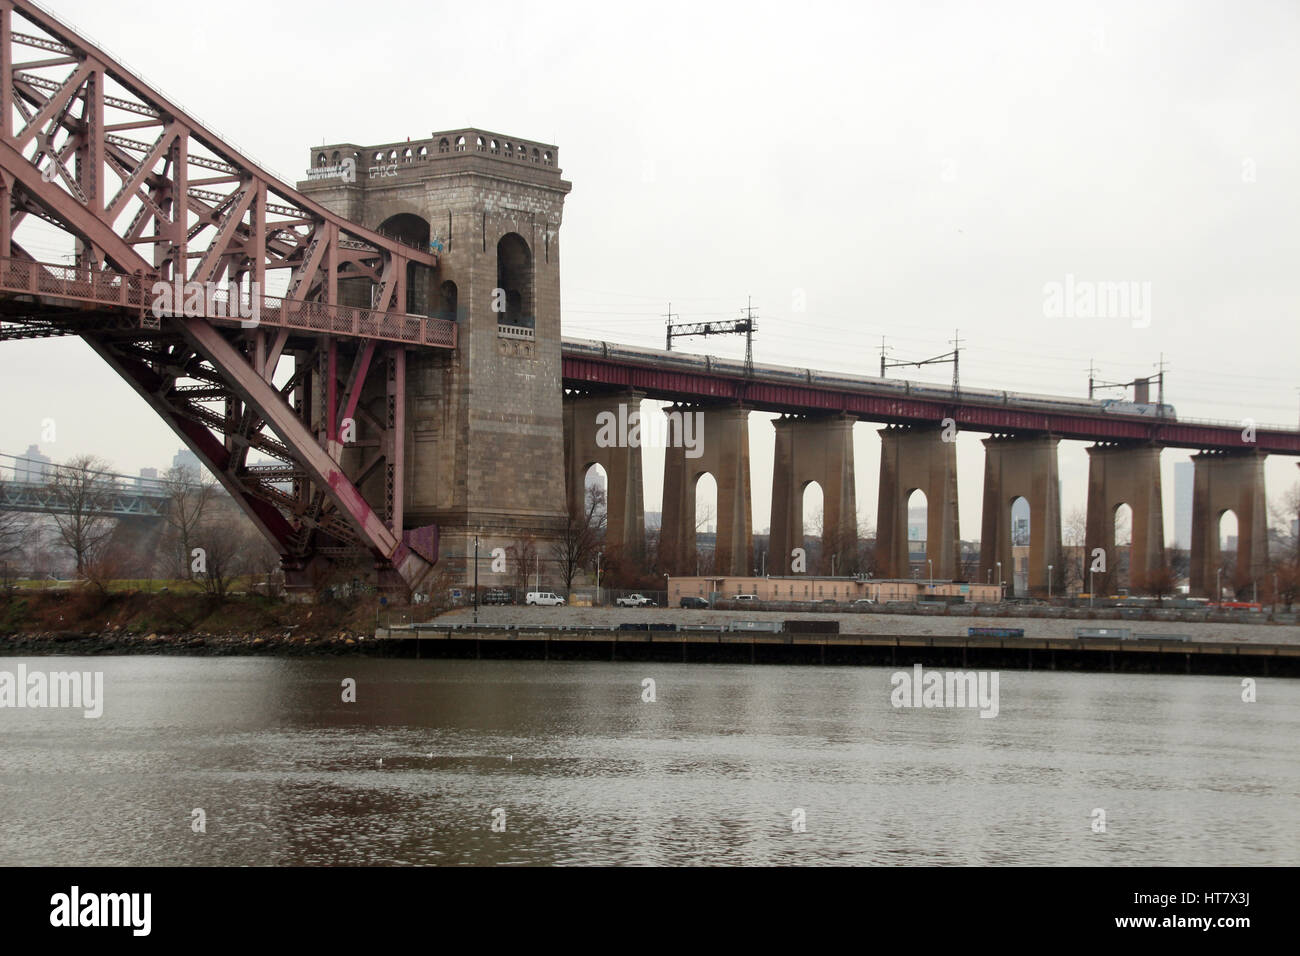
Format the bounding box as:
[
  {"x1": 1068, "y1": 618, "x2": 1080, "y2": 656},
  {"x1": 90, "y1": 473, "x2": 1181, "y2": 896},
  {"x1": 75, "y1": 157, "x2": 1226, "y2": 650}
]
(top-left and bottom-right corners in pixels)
[
  {"x1": 852, "y1": 598, "x2": 876, "y2": 606},
  {"x1": 526, "y1": 591, "x2": 565, "y2": 606},
  {"x1": 734, "y1": 594, "x2": 759, "y2": 602},
  {"x1": 616, "y1": 593, "x2": 656, "y2": 607},
  {"x1": 679, "y1": 596, "x2": 710, "y2": 609}
]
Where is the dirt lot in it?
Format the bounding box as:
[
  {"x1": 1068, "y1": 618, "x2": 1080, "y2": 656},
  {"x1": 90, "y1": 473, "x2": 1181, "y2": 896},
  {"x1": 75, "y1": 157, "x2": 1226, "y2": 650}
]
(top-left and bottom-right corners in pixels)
[{"x1": 434, "y1": 604, "x2": 1300, "y2": 645}]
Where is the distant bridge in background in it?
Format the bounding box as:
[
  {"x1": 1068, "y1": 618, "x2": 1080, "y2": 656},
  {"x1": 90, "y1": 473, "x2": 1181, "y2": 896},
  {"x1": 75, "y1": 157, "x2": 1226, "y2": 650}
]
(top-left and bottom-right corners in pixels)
[{"x1": 0, "y1": 452, "x2": 169, "y2": 516}]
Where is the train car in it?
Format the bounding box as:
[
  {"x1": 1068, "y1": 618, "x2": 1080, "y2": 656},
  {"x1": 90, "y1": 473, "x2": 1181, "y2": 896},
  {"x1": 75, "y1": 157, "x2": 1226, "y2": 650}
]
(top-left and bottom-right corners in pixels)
[{"x1": 562, "y1": 338, "x2": 1177, "y2": 422}]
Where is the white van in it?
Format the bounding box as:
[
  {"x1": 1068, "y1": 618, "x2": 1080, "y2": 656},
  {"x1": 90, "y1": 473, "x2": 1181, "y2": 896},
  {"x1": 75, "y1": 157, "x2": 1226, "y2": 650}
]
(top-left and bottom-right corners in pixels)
[
  {"x1": 734, "y1": 594, "x2": 759, "y2": 602},
  {"x1": 526, "y1": 591, "x2": 565, "y2": 606}
]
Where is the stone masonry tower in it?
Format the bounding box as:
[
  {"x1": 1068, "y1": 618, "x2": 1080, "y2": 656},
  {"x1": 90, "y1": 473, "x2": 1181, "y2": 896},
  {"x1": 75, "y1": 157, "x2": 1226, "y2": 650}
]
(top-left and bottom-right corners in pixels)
[{"x1": 300, "y1": 131, "x2": 572, "y2": 586}]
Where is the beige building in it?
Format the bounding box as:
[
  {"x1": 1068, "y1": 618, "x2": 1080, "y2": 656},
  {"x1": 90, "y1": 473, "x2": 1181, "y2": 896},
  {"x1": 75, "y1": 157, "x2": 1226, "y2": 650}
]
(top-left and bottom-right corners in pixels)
[{"x1": 667, "y1": 575, "x2": 1001, "y2": 605}]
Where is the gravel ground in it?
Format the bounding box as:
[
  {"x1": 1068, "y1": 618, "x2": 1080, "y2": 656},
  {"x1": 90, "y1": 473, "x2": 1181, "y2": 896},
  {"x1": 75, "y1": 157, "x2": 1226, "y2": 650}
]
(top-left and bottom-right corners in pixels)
[{"x1": 429, "y1": 605, "x2": 1300, "y2": 645}]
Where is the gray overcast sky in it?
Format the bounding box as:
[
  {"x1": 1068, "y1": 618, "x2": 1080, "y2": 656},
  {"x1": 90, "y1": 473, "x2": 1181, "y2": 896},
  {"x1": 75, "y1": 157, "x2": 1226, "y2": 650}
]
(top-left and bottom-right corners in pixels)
[{"x1": 1, "y1": 0, "x2": 1296, "y2": 541}]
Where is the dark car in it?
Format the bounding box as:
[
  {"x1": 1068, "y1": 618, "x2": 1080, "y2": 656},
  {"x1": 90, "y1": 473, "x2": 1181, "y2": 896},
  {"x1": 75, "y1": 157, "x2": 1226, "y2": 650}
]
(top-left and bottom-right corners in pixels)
[{"x1": 679, "y1": 596, "x2": 710, "y2": 609}]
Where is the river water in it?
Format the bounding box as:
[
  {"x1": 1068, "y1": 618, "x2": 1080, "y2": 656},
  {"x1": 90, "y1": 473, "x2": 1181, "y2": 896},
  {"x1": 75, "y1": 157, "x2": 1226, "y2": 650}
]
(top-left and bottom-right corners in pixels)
[{"x1": 1, "y1": 656, "x2": 1296, "y2": 866}]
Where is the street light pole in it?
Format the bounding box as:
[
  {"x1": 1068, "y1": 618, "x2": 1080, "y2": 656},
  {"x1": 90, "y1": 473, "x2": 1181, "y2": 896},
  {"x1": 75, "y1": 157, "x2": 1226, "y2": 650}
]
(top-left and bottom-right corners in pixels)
[
  {"x1": 1217, "y1": 568, "x2": 1222, "y2": 603},
  {"x1": 927, "y1": 559, "x2": 933, "y2": 591},
  {"x1": 1048, "y1": 564, "x2": 1053, "y2": 600},
  {"x1": 473, "y1": 535, "x2": 479, "y2": 624},
  {"x1": 997, "y1": 561, "x2": 1002, "y2": 600},
  {"x1": 596, "y1": 552, "x2": 602, "y2": 607},
  {"x1": 831, "y1": 553, "x2": 837, "y2": 577}
]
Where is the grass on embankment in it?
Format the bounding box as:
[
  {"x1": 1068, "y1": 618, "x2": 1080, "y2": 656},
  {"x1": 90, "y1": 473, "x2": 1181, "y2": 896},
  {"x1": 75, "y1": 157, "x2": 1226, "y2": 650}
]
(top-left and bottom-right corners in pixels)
[{"x1": 0, "y1": 587, "x2": 406, "y2": 639}]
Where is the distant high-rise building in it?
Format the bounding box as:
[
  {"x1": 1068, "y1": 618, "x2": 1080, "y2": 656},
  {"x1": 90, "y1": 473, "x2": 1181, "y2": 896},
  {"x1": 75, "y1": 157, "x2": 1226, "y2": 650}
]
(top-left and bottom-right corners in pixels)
[
  {"x1": 172, "y1": 448, "x2": 201, "y2": 479},
  {"x1": 1012, "y1": 516, "x2": 1030, "y2": 546},
  {"x1": 137, "y1": 466, "x2": 159, "y2": 489},
  {"x1": 1174, "y1": 461, "x2": 1193, "y2": 549},
  {"x1": 15, "y1": 444, "x2": 51, "y2": 482}
]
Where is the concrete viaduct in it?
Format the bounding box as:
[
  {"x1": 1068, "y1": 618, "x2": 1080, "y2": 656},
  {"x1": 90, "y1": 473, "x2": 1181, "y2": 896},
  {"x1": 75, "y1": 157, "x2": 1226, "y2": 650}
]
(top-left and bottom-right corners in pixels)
[{"x1": 561, "y1": 346, "x2": 1298, "y2": 599}]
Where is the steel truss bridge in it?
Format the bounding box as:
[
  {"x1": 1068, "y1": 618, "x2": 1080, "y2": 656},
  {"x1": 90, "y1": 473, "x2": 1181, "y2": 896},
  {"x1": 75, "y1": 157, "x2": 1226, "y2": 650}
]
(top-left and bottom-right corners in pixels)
[{"x1": 0, "y1": 0, "x2": 447, "y2": 590}]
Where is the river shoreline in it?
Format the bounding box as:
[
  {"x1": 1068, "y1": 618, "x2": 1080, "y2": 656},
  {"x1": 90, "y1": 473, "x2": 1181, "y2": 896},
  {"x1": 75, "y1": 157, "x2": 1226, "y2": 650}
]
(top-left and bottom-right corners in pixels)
[{"x1": 0, "y1": 630, "x2": 374, "y2": 656}]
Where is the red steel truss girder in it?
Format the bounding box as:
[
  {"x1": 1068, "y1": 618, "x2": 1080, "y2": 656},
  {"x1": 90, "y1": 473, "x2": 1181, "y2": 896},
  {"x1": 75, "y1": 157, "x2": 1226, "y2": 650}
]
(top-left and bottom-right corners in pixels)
[
  {"x1": 561, "y1": 355, "x2": 1300, "y2": 455},
  {"x1": 0, "y1": 0, "x2": 436, "y2": 318},
  {"x1": 81, "y1": 321, "x2": 435, "y2": 587}
]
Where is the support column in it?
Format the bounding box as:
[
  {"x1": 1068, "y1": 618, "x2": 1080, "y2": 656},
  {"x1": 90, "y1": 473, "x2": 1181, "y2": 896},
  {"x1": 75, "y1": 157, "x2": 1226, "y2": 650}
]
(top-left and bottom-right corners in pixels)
[
  {"x1": 875, "y1": 425, "x2": 961, "y2": 580},
  {"x1": 562, "y1": 390, "x2": 646, "y2": 563},
  {"x1": 1189, "y1": 451, "x2": 1268, "y2": 598},
  {"x1": 769, "y1": 414, "x2": 857, "y2": 574},
  {"x1": 979, "y1": 435, "x2": 1062, "y2": 596},
  {"x1": 660, "y1": 404, "x2": 752, "y2": 575},
  {"x1": 1084, "y1": 443, "x2": 1164, "y2": 595}
]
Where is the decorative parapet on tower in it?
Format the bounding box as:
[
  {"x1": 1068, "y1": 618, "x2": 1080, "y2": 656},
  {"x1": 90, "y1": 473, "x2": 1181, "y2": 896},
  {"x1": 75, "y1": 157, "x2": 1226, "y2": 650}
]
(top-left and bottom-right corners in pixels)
[{"x1": 307, "y1": 129, "x2": 561, "y2": 191}]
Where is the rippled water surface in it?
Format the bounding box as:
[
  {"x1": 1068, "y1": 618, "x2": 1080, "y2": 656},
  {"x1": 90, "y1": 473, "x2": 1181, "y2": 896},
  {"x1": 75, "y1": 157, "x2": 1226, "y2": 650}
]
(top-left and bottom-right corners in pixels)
[{"x1": 1, "y1": 657, "x2": 1296, "y2": 865}]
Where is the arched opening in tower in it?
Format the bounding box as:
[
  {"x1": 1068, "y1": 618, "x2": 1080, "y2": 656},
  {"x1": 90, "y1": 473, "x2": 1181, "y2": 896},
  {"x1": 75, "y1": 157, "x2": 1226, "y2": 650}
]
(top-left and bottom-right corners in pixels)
[
  {"x1": 496, "y1": 233, "x2": 533, "y2": 328},
  {"x1": 375, "y1": 213, "x2": 433, "y2": 315}
]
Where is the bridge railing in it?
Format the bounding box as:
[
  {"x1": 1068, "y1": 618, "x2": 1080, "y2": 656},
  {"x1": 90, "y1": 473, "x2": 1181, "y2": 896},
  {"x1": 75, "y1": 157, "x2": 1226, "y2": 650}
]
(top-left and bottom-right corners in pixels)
[
  {"x1": 0, "y1": 452, "x2": 171, "y2": 494},
  {"x1": 0, "y1": 257, "x2": 458, "y2": 349}
]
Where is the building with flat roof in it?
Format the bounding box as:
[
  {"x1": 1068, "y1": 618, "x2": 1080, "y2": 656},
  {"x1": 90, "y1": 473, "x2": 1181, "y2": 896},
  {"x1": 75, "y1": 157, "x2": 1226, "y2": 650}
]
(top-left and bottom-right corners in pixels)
[{"x1": 666, "y1": 575, "x2": 1001, "y2": 605}]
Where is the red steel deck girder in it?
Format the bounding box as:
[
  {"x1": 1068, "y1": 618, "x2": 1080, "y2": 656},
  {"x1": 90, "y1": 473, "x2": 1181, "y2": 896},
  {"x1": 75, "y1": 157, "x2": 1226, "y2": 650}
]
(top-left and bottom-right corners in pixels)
[
  {"x1": 561, "y1": 354, "x2": 1300, "y2": 456},
  {"x1": 0, "y1": 0, "x2": 449, "y2": 589}
]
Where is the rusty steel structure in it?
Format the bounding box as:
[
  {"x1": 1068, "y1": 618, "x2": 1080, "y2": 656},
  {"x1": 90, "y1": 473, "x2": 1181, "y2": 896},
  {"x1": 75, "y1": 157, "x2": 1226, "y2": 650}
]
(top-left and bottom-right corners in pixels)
[{"x1": 0, "y1": 0, "x2": 454, "y2": 590}]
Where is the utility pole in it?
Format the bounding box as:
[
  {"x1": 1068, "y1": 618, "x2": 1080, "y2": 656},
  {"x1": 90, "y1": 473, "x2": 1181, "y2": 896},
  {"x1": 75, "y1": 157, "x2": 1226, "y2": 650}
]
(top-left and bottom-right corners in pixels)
[
  {"x1": 740, "y1": 295, "x2": 757, "y2": 379},
  {"x1": 664, "y1": 302, "x2": 678, "y2": 351},
  {"x1": 1154, "y1": 353, "x2": 1168, "y2": 410},
  {"x1": 949, "y1": 328, "x2": 964, "y2": 394},
  {"x1": 1087, "y1": 359, "x2": 1097, "y2": 400},
  {"x1": 879, "y1": 336, "x2": 889, "y2": 378}
]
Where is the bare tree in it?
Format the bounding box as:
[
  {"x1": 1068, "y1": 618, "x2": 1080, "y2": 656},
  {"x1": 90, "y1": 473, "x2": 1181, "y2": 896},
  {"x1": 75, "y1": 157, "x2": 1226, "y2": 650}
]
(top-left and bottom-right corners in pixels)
[
  {"x1": 1268, "y1": 481, "x2": 1300, "y2": 562},
  {"x1": 248, "y1": 532, "x2": 283, "y2": 598},
  {"x1": 506, "y1": 536, "x2": 538, "y2": 595},
  {"x1": 550, "y1": 485, "x2": 606, "y2": 595},
  {"x1": 0, "y1": 479, "x2": 32, "y2": 589},
  {"x1": 1062, "y1": 508, "x2": 1088, "y2": 595},
  {"x1": 47, "y1": 455, "x2": 116, "y2": 575},
  {"x1": 1273, "y1": 559, "x2": 1299, "y2": 611},
  {"x1": 193, "y1": 516, "x2": 255, "y2": 598},
  {"x1": 1145, "y1": 548, "x2": 1179, "y2": 605},
  {"x1": 160, "y1": 464, "x2": 218, "y2": 579}
]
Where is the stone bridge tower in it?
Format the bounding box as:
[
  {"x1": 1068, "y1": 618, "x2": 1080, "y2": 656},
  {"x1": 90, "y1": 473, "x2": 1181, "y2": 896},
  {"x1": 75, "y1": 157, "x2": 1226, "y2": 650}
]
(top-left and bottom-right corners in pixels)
[{"x1": 300, "y1": 130, "x2": 572, "y2": 586}]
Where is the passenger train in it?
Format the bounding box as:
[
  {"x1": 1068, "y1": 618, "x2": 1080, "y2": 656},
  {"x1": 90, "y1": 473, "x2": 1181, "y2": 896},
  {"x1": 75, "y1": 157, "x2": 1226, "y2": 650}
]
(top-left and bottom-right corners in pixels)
[{"x1": 562, "y1": 338, "x2": 1178, "y2": 421}]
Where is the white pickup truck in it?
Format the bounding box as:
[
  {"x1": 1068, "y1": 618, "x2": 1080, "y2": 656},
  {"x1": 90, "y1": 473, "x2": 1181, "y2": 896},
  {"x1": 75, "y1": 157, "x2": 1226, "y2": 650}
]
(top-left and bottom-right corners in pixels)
[{"x1": 616, "y1": 593, "x2": 656, "y2": 607}]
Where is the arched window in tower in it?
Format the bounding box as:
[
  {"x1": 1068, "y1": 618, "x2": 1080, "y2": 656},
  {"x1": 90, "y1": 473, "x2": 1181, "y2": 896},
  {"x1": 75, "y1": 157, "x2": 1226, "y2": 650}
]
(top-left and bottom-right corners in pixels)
[
  {"x1": 377, "y1": 213, "x2": 432, "y2": 314},
  {"x1": 439, "y1": 280, "x2": 458, "y2": 322},
  {"x1": 496, "y1": 233, "x2": 533, "y2": 328}
]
